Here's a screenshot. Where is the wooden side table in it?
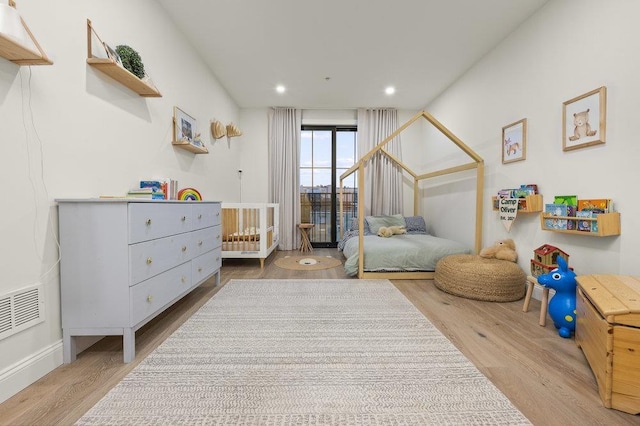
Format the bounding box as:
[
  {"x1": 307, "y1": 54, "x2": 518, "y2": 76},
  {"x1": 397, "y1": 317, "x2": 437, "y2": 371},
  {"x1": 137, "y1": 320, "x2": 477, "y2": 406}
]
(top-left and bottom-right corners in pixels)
[
  {"x1": 298, "y1": 223, "x2": 314, "y2": 252},
  {"x1": 522, "y1": 275, "x2": 550, "y2": 326}
]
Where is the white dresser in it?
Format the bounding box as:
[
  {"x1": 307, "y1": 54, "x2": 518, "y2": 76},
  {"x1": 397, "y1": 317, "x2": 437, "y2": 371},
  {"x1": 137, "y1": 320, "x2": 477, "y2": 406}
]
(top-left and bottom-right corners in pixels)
[{"x1": 57, "y1": 199, "x2": 222, "y2": 363}]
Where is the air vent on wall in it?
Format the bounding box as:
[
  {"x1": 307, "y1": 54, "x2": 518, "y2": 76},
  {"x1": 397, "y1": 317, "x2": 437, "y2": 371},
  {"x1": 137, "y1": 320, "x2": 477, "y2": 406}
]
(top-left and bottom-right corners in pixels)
[{"x1": 0, "y1": 284, "x2": 44, "y2": 341}]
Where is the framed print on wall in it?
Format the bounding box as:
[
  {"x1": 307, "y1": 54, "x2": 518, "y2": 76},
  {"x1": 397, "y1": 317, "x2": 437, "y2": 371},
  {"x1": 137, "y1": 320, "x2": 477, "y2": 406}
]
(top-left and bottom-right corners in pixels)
[
  {"x1": 562, "y1": 86, "x2": 606, "y2": 151},
  {"x1": 502, "y1": 118, "x2": 527, "y2": 164},
  {"x1": 172, "y1": 106, "x2": 208, "y2": 154},
  {"x1": 173, "y1": 106, "x2": 197, "y2": 143}
]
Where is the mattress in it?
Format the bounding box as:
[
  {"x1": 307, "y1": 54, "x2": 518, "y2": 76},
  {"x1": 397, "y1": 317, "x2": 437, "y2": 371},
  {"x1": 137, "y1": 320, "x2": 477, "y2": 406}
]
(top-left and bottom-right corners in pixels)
[{"x1": 341, "y1": 234, "x2": 471, "y2": 276}]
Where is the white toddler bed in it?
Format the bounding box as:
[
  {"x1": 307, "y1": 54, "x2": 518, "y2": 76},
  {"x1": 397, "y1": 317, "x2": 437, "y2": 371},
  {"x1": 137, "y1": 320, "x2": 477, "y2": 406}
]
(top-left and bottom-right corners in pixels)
[{"x1": 221, "y1": 203, "x2": 279, "y2": 268}]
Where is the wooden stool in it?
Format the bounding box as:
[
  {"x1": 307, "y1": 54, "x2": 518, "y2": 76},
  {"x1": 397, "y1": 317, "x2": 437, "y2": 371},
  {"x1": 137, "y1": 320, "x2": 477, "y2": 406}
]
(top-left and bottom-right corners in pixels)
[
  {"x1": 522, "y1": 275, "x2": 550, "y2": 326},
  {"x1": 297, "y1": 223, "x2": 314, "y2": 252}
]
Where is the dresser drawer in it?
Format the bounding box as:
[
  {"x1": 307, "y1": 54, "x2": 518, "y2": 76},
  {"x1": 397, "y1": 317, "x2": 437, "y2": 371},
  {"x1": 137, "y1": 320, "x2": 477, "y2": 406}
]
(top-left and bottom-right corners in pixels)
[
  {"x1": 130, "y1": 262, "x2": 192, "y2": 326},
  {"x1": 192, "y1": 248, "x2": 222, "y2": 285},
  {"x1": 129, "y1": 233, "x2": 192, "y2": 285},
  {"x1": 191, "y1": 225, "x2": 222, "y2": 257},
  {"x1": 192, "y1": 203, "x2": 221, "y2": 230},
  {"x1": 128, "y1": 203, "x2": 192, "y2": 243}
]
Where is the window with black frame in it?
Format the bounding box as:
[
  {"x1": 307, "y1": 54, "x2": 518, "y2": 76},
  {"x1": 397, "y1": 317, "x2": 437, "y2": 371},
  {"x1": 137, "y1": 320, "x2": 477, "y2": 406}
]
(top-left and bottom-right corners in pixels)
[{"x1": 300, "y1": 126, "x2": 357, "y2": 247}]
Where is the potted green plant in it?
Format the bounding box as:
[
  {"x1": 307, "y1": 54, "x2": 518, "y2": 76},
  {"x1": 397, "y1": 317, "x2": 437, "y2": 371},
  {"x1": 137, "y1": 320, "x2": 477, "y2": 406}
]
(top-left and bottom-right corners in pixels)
[{"x1": 115, "y1": 45, "x2": 145, "y2": 79}]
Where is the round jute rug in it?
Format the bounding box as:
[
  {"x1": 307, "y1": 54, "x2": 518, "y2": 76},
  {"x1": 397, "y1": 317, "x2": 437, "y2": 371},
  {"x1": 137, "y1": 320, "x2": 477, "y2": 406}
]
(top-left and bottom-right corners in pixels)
[{"x1": 274, "y1": 255, "x2": 343, "y2": 271}]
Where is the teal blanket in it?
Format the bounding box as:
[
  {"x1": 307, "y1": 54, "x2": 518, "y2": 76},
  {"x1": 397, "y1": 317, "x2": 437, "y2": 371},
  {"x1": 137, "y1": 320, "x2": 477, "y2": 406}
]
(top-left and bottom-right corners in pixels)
[{"x1": 341, "y1": 234, "x2": 471, "y2": 276}]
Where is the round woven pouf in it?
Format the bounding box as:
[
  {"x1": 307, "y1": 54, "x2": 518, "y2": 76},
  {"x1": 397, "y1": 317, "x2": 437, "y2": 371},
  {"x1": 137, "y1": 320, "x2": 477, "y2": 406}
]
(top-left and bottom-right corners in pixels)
[{"x1": 434, "y1": 254, "x2": 526, "y2": 302}]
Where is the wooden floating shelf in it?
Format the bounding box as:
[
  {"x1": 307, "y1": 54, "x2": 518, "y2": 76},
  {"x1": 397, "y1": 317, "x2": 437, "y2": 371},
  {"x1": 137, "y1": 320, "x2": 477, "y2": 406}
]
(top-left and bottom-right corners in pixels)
[
  {"x1": 492, "y1": 194, "x2": 543, "y2": 213},
  {"x1": 171, "y1": 140, "x2": 208, "y2": 154},
  {"x1": 540, "y1": 212, "x2": 620, "y2": 237},
  {"x1": 86, "y1": 19, "x2": 161, "y2": 97},
  {"x1": 87, "y1": 58, "x2": 161, "y2": 97},
  {"x1": 0, "y1": 1, "x2": 52, "y2": 65}
]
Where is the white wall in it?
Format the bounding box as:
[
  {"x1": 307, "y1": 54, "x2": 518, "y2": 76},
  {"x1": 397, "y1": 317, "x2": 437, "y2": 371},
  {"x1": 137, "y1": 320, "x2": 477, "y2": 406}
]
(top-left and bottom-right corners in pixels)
[
  {"x1": 237, "y1": 108, "x2": 269, "y2": 203},
  {"x1": 0, "y1": 0, "x2": 240, "y2": 402},
  {"x1": 421, "y1": 0, "x2": 640, "y2": 276}
]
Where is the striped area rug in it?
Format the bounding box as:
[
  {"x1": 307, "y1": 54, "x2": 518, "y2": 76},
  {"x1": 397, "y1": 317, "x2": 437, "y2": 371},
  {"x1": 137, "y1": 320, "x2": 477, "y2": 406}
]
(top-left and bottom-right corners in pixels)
[{"x1": 76, "y1": 279, "x2": 531, "y2": 425}]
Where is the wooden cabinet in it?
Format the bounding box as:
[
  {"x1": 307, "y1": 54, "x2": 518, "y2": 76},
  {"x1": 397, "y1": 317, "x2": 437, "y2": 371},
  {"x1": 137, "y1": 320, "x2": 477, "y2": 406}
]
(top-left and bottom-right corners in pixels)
[
  {"x1": 540, "y1": 212, "x2": 620, "y2": 236},
  {"x1": 576, "y1": 275, "x2": 640, "y2": 414},
  {"x1": 0, "y1": 1, "x2": 52, "y2": 65},
  {"x1": 86, "y1": 19, "x2": 161, "y2": 97},
  {"x1": 492, "y1": 194, "x2": 543, "y2": 213},
  {"x1": 57, "y1": 199, "x2": 221, "y2": 363}
]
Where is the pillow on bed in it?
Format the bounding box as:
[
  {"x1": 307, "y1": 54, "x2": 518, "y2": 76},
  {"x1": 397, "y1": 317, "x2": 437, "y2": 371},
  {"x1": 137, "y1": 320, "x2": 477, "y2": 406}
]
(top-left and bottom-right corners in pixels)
[
  {"x1": 365, "y1": 214, "x2": 406, "y2": 234},
  {"x1": 337, "y1": 229, "x2": 359, "y2": 251},
  {"x1": 404, "y1": 216, "x2": 428, "y2": 234},
  {"x1": 348, "y1": 219, "x2": 371, "y2": 234}
]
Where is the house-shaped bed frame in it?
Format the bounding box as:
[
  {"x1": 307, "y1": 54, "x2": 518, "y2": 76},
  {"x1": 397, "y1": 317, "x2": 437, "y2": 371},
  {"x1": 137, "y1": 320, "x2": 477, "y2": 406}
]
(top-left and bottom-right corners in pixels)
[{"x1": 339, "y1": 110, "x2": 484, "y2": 279}]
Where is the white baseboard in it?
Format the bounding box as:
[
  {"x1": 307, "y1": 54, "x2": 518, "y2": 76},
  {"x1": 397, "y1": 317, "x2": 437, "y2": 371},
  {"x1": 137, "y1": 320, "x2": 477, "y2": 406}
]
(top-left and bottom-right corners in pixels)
[
  {"x1": 530, "y1": 282, "x2": 555, "y2": 301},
  {"x1": 0, "y1": 341, "x2": 63, "y2": 404}
]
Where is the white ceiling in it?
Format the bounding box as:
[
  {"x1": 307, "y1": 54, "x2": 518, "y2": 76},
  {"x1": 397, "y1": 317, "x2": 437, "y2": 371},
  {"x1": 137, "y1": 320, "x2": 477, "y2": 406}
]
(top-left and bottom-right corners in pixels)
[{"x1": 157, "y1": 0, "x2": 549, "y2": 110}]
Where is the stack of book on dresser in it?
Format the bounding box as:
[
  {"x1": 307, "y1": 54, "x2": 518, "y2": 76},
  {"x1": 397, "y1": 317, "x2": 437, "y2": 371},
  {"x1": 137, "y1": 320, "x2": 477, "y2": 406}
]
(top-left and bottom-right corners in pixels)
[
  {"x1": 126, "y1": 179, "x2": 178, "y2": 200},
  {"x1": 544, "y1": 196, "x2": 613, "y2": 232},
  {"x1": 126, "y1": 187, "x2": 164, "y2": 199}
]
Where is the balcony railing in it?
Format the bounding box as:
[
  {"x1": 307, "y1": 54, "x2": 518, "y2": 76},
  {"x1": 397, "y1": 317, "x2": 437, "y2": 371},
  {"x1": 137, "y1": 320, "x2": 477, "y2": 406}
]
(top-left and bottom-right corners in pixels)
[{"x1": 300, "y1": 189, "x2": 358, "y2": 244}]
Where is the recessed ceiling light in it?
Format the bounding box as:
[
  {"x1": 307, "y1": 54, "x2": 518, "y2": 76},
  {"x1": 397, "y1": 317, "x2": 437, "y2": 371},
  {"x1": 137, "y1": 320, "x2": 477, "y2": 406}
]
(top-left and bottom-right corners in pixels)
[
  {"x1": 385, "y1": 86, "x2": 396, "y2": 95},
  {"x1": 276, "y1": 85, "x2": 286, "y2": 94}
]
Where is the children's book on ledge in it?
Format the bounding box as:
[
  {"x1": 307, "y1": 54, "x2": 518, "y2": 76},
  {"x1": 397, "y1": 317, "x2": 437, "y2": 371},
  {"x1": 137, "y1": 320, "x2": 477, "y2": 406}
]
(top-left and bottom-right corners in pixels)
[{"x1": 545, "y1": 195, "x2": 614, "y2": 233}]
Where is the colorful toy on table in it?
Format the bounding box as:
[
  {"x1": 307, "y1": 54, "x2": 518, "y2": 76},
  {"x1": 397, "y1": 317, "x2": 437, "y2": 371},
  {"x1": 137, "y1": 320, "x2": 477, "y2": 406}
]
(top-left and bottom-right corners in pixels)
[
  {"x1": 177, "y1": 187, "x2": 202, "y2": 201},
  {"x1": 537, "y1": 257, "x2": 577, "y2": 338}
]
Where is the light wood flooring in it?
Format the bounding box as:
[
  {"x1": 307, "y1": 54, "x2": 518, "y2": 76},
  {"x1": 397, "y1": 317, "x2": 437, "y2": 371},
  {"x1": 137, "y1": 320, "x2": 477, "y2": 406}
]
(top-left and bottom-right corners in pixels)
[{"x1": 0, "y1": 248, "x2": 637, "y2": 425}]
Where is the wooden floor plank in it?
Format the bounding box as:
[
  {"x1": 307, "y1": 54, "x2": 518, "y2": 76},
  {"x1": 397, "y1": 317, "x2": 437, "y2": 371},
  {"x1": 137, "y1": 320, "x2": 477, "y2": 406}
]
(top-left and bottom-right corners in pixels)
[{"x1": 0, "y1": 249, "x2": 637, "y2": 425}]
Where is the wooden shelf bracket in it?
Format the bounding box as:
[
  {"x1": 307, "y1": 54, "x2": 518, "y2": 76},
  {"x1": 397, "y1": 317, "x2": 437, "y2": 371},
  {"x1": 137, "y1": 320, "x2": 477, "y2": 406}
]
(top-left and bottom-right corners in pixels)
[{"x1": 0, "y1": 0, "x2": 52, "y2": 65}]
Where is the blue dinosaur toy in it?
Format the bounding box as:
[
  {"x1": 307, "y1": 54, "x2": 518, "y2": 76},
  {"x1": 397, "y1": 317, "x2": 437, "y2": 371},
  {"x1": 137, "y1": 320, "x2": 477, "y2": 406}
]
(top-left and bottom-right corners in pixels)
[{"x1": 537, "y1": 257, "x2": 577, "y2": 338}]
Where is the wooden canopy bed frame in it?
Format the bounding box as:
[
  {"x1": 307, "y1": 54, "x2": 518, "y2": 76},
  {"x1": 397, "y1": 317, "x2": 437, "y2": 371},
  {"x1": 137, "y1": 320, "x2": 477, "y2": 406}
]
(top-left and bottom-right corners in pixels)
[{"x1": 339, "y1": 110, "x2": 484, "y2": 279}]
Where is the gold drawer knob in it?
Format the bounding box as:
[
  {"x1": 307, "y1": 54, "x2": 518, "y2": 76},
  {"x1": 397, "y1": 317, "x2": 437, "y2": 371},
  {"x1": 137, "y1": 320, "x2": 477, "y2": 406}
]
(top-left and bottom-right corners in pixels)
[
  {"x1": 147, "y1": 295, "x2": 153, "y2": 303},
  {"x1": 146, "y1": 219, "x2": 152, "y2": 226},
  {"x1": 182, "y1": 245, "x2": 187, "y2": 252},
  {"x1": 146, "y1": 257, "x2": 153, "y2": 264},
  {"x1": 181, "y1": 276, "x2": 186, "y2": 283}
]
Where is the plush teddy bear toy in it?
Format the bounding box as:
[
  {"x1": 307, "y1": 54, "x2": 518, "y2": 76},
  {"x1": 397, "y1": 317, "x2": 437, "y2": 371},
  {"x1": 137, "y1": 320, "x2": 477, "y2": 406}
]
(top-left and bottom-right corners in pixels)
[
  {"x1": 479, "y1": 238, "x2": 518, "y2": 262},
  {"x1": 377, "y1": 225, "x2": 407, "y2": 238}
]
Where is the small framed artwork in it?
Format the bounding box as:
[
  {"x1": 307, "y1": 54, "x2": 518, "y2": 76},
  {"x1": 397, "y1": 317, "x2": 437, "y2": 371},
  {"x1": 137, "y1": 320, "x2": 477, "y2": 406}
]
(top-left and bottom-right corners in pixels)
[
  {"x1": 502, "y1": 118, "x2": 527, "y2": 164},
  {"x1": 562, "y1": 86, "x2": 606, "y2": 151},
  {"x1": 173, "y1": 106, "x2": 198, "y2": 143},
  {"x1": 172, "y1": 107, "x2": 207, "y2": 153},
  {"x1": 103, "y1": 42, "x2": 122, "y2": 66}
]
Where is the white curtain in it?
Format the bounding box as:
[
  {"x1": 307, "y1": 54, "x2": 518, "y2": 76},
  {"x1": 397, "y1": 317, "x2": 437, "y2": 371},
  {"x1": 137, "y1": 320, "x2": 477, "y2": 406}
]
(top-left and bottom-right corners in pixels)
[
  {"x1": 268, "y1": 107, "x2": 301, "y2": 250},
  {"x1": 357, "y1": 108, "x2": 403, "y2": 216}
]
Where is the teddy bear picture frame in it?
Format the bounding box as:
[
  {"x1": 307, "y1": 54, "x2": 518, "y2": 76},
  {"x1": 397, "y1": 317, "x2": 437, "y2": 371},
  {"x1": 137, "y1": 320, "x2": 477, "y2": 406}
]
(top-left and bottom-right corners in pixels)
[{"x1": 562, "y1": 86, "x2": 606, "y2": 151}]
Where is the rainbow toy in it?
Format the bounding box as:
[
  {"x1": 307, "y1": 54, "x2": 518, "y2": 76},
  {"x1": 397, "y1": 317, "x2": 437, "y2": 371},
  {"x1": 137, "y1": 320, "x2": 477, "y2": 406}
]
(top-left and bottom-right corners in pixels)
[{"x1": 178, "y1": 188, "x2": 202, "y2": 201}]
